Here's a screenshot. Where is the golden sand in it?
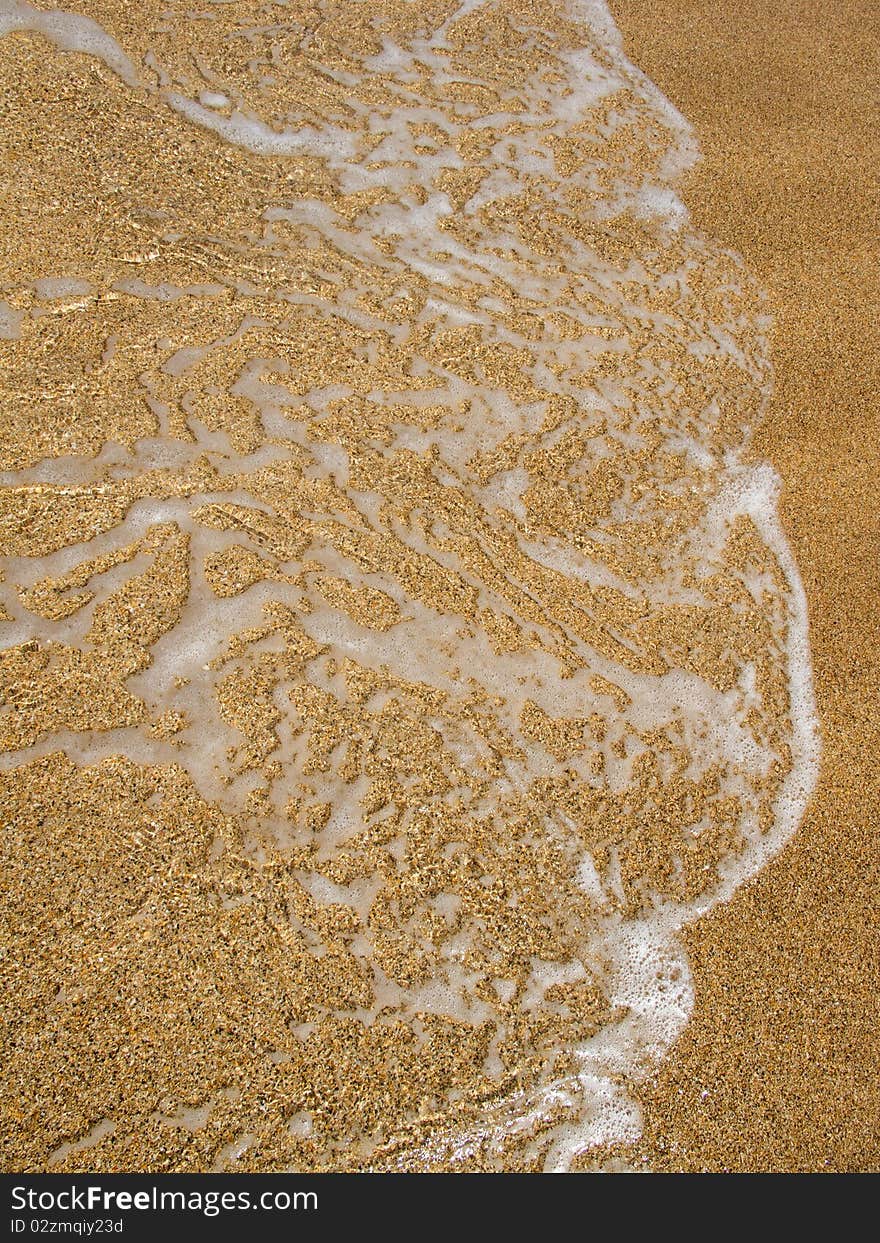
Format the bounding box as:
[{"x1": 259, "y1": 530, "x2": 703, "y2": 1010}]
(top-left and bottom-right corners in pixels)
[
  {"x1": 0, "y1": 0, "x2": 871, "y2": 1172},
  {"x1": 609, "y1": 0, "x2": 880, "y2": 1171}
]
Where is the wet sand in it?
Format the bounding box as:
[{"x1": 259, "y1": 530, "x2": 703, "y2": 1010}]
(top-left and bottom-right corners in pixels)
[
  {"x1": 609, "y1": 0, "x2": 879, "y2": 1171},
  {"x1": 0, "y1": 1, "x2": 875, "y2": 1173}
]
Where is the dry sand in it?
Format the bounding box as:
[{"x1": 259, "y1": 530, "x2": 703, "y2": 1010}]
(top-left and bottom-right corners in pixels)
[{"x1": 609, "y1": 0, "x2": 880, "y2": 1172}]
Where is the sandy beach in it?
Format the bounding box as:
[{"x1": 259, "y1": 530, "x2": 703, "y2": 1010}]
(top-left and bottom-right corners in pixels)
[
  {"x1": 0, "y1": 0, "x2": 876, "y2": 1173},
  {"x1": 610, "y1": 0, "x2": 880, "y2": 1171}
]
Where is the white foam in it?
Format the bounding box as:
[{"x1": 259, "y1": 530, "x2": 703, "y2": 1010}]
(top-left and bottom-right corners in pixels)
[
  {"x1": 0, "y1": 0, "x2": 139, "y2": 86},
  {"x1": 32, "y1": 276, "x2": 93, "y2": 299},
  {"x1": 0, "y1": 299, "x2": 24, "y2": 339},
  {"x1": 198, "y1": 91, "x2": 230, "y2": 110},
  {"x1": 165, "y1": 93, "x2": 360, "y2": 160}
]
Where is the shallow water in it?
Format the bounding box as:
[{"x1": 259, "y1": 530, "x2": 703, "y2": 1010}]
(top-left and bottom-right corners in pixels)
[{"x1": 0, "y1": 0, "x2": 818, "y2": 1170}]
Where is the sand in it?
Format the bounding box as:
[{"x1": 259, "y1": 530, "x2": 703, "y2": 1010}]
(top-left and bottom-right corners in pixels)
[
  {"x1": 0, "y1": 0, "x2": 876, "y2": 1173},
  {"x1": 608, "y1": 0, "x2": 880, "y2": 1172}
]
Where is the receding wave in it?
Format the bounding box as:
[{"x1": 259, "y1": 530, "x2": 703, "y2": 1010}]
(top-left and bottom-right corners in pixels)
[{"x1": 0, "y1": 0, "x2": 818, "y2": 1171}]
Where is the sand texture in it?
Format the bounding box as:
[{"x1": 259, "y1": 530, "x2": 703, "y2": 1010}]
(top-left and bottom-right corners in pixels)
[
  {"x1": 610, "y1": 0, "x2": 879, "y2": 1172},
  {"x1": 0, "y1": 0, "x2": 874, "y2": 1172}
]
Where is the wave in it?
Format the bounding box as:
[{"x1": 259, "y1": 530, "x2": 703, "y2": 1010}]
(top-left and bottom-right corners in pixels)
[{"x1": 0, "y1": 0, "x2": 819, "y2": 1171}]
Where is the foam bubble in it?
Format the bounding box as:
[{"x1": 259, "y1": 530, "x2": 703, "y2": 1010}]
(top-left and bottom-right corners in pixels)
[{"x1": 0, "y1": 299, "x2": 24, "y2": 340}]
